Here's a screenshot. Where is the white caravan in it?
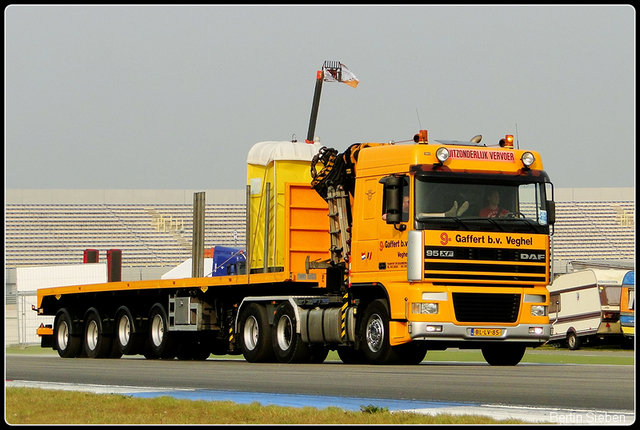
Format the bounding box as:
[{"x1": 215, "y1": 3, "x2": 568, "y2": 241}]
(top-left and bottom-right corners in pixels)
[{"x1": 548, "y1": 269, "x2": 632, "y2": 350}]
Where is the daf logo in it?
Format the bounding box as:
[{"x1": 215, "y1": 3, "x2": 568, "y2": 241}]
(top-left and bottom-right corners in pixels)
[{"x1": 520, "y1": 253, "x2": 545, "y2": 261}]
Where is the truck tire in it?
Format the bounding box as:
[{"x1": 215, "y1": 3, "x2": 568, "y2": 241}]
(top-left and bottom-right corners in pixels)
[
  {"x1": 114, "y1": 307, "x2": 144, "y2": 356},
  {"x1": 238, "y1": 303, "x2": 275, "y2": 363},
  {"x1": 147, "y1": 304, "x2": 177, "y2": 359},
  {"x1": 360, "y1": 300, "x2": 400, "y2": 365},
  {"x1": 272, "y1": 301, "x2": 311, "y2": 363},
  {"x1": 567, "y1": 331, "x2": 581, "y2": 350},
  {"x1": 83, "y1": 310, "x2": 113, "y2": 359},
  {"x1": 481, "y1": 344, "x2": 526, "y2": 366},
  {"x1": 54, "y1": 310, "x2": 82, "y2": 358},
  {"x1": 394, "y1": 342, "x2": 428, "y2": 364}
]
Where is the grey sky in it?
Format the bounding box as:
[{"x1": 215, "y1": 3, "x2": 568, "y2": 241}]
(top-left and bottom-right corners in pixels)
[{"x1": 5, "y1": 5, "x2": 635, "y2": 191}]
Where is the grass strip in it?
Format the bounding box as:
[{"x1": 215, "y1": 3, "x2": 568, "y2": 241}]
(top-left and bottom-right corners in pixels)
[{"x1": 5, "y1": 387, "x2": 531, "y2": 425}]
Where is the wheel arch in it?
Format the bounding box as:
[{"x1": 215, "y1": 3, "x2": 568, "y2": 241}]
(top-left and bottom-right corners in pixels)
[{"x1": 350, "y1": 283, "x2": 391, "y2": 311}]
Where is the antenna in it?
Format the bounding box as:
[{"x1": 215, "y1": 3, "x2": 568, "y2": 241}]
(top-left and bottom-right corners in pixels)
[
  {"x1": 416, "y1": 109, "x2": 423, "y2": 129},
  {"x1": 515, "y1": 123, "x2": 520, "y2": 149}
]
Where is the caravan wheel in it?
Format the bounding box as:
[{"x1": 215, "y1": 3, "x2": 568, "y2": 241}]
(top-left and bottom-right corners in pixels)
[{"x1": 567, "y1": 332, "x2": 581, "y2": 350}]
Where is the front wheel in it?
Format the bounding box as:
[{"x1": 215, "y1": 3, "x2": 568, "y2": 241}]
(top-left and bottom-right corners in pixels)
[
  {"x1": 481, "y1": 344, "x2": 526, "y2": 366},
  {"x1": 360, "y1": 300, "x2": 400, "y2": 365}
]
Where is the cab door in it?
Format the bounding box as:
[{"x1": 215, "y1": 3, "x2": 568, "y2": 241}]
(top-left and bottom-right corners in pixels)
[{"x1": 350, "y1": 178, "x2": 381, "y2": 275}]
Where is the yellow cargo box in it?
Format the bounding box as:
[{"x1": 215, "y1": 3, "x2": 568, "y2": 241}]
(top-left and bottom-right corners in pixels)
[{"x1": 247, "y1": 140, "x2": 326, "y2": 273}]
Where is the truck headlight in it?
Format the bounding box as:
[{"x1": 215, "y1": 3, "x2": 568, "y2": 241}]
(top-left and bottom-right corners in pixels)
[
  {"x1": 531, "y1": 305, "x2": 547, "y2": 317},
  {"x1": 436, "y1": 147, "x2": 449, "y2": 163},
  {"x1": 412, "y1": 303, "x2": 439, "y2": 314},
  {"x1": 521, "y1": 151, "x2": 535, "y2": 167}
]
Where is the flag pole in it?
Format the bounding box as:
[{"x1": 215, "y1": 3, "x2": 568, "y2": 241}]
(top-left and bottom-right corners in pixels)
[
  {"x1": 306, "y1": 61, "x2": 357, "y2": 144},
  {"x1": 306, "y1": 69, "x2": 324, "y2": 144}
]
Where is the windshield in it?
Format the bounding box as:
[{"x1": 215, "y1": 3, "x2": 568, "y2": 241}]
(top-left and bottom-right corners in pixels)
[{"x1": 414, "y1": 175, "x2": 551, "y2": 233}]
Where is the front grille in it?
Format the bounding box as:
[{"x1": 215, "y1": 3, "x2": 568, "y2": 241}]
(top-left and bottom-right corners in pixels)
[
  {"x1": 452, "y1": 293, "x2": 520, "y2": 323},
  {"x1": 424, "y1": 246, "x2": 547, "y2": 284}
]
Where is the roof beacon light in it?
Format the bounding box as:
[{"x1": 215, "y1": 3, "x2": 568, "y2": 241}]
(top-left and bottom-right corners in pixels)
[
  {"x1": 499, "y1": 134, "x2": 514, "y2": 148},
  {"x1": 414, "y1": 130, "x2": 428, "y2": 144}
]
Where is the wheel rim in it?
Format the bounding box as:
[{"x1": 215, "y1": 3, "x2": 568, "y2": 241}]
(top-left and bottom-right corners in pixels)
[
  {"x1": 366, "y1": 314, "x2": 384, "y2": 353},
  {"x1": 57, "y1": 320, "x2": 69, "y2": 350},
  {"x1": 86, "y1": 319, "x2": 99, "y2": 351},
  {"x1": 118, "y1": 314, "x2": 131, "y2": 347},
  {"x1": 243, "y1": 315, "x2": 259, "y2": 351},
  {"x1": 276, "y1": 314, "x2": 293, "y2": 351},
  {"x1": 151, "y1": 314, "x2": 165, "y2": 347}
]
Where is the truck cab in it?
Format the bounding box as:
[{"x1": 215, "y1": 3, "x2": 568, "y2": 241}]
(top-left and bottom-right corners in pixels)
[{"x1": 336, "y1": 133, "x2": 554, "y2": 364}]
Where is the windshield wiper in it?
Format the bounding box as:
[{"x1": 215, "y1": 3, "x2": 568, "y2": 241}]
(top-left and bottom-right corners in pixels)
[
  {"x1": 416, "y1": 216, "x2": 471, "y2": 230},
  {"x1": 508, "y1": 216, "x2": 538, "y2": 232},
  {"x1": 460, "y1": 217, "x2": 506, "y2": 232}
]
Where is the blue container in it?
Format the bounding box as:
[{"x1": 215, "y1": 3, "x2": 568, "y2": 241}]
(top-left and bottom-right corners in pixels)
[{"x1": 211, "y1": 246, "x2": 246, "y2": 276}]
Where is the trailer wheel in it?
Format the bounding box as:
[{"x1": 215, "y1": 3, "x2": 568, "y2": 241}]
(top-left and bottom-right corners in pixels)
[
  {"x1": 567, "y1": 331, "x2": 581, "y2": 350},
  {"x1": 361, "y1": 300, "x2": 400, "y2": 365},
  {"x1": 84, "y1": 310, "x2": 113, "y2": 359},
  {"x1": 272, "y1": 301, "x2": 311, "y2": 363},
  {"x1": 54, "y1": 311, "x2": 82, "y2": 358},
  {"x1": 114, "y1": 307, "x2": 143, "y2": 356},
  {"x1": 481, "y1": 344, "x2": 526, "y2": 366},
  {"x1": 238, "y1": 303, "x2": 275, "y2": 363},
  {"x1": 147, "y1": 304, "x2": 177, "y2": 359}
]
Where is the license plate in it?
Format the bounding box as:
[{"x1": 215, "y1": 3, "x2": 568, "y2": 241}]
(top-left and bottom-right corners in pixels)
[{"x1": 470, "y1": 328, "x2": 502, "y2": 337}]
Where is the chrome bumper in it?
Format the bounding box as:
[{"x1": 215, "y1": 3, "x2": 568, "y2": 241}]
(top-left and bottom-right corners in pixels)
[{"x1": 409, "y1": 322, "x2": 550, "y2": 342}]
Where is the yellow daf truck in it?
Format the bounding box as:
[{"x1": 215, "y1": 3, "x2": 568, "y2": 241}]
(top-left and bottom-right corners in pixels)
[
  {"x1": 36, "y1": 62, "x2": 554, "y2": 366},
  {"x1": 36, "y1": 129, "x2": 554, "y2": 366}
]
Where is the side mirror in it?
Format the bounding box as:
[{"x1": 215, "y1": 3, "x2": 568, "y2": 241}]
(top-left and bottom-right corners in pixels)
[
  {"x1": 546, "y1": 201, "x2": 556, "y2": 225},
  {"x1": 382, "y1": 176, "x2": 403, "y2": 224}
]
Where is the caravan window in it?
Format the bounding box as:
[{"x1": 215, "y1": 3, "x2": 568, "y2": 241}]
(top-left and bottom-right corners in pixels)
[
  {"x1": 626, "y1": 289, "x2": 635, "y2": 310},
  {"x1": 599, "y1": 286, "x2": 622, "y2": 306}
]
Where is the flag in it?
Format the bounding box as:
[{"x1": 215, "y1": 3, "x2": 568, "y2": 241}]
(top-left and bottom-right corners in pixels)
[{"x1": 323, "y1": 62, "x2": 359, "y2": 88}]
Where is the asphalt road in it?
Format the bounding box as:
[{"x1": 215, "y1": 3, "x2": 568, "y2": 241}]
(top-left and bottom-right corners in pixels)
[{"x1": 5, "y1": 354, "x2": 635, "y2": 411}]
